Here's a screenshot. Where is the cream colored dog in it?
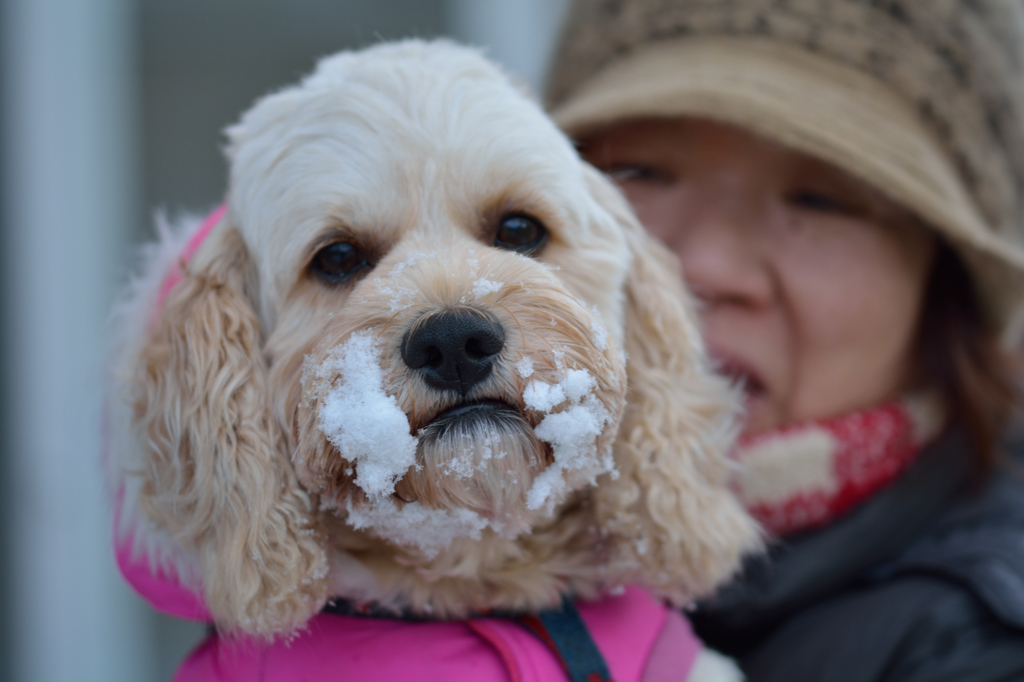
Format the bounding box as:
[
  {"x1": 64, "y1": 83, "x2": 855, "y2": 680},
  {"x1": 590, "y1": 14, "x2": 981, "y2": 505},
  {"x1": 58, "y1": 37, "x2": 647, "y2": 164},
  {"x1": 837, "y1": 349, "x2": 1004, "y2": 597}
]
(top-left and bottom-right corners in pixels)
[{"x1": 108, "y1": 39, "x2": 757, "y2": 675}]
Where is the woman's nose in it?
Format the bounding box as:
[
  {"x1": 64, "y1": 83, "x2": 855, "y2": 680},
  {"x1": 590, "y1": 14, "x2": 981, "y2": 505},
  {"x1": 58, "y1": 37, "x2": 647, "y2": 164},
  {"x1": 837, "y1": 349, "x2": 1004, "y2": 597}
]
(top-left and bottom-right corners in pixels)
[{"x1": 672, "y1": 186, "x2": 774, "y2": 309}]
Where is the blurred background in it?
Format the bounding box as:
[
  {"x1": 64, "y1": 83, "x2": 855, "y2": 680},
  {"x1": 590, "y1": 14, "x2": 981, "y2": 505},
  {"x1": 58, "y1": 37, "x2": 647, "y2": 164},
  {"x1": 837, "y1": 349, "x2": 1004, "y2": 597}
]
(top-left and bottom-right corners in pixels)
[{"x1": 0, "y1": 0, "x2": 569, "y2": 679}]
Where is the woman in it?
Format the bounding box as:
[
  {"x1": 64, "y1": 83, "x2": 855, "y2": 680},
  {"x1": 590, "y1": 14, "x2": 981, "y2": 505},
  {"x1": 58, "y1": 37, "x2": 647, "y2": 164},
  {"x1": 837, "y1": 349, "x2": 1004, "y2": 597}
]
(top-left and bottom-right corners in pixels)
[{"x1": 546, "y1": 1, "x2": 1024, "y2": 680}]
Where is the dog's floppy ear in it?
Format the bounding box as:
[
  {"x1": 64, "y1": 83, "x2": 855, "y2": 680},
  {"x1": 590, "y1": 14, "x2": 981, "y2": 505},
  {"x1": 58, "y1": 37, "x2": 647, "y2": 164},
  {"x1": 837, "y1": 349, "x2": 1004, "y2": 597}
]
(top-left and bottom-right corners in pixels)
[
  {"x1": 582, "y1": 166, "x2": 761, "y2": 603},
  {"x1": 133, "y1": 219, "x2": 328, "y2": 636}
]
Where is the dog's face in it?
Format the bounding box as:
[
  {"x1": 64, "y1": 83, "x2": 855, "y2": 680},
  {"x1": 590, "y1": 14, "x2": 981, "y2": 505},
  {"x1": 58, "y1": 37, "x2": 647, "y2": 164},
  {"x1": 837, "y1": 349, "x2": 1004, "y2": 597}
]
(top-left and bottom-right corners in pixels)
[
  {"x1": 129, "y1": 41, "x2": 757, "y2": 637},
  {"x1": 234, "y1": 51, "x2": 631, "y2": 545}
]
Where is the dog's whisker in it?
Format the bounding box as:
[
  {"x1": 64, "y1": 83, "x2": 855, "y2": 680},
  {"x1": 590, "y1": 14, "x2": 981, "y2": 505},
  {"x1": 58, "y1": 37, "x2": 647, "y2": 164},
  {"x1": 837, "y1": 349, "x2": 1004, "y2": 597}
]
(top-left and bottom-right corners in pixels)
[
  {"x1": 488, "y1": 302, "x2": 529, "y2": 348},
  {"x1": 485, "y1": 300, "x2": 569, "y2": 373},
  {"x1": 377, "y1": 304, "x2": 423, "y2": 337},
  {"x1": 407, "y1": 390, "x2": 420, "y2": 427}
]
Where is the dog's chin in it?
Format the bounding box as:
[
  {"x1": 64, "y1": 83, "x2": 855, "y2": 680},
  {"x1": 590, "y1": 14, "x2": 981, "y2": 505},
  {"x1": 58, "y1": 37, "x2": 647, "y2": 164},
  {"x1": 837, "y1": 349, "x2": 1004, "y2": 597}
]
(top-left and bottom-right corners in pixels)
[{"x1": 392, "y1": 399, "x2": 547, "y2": 530}]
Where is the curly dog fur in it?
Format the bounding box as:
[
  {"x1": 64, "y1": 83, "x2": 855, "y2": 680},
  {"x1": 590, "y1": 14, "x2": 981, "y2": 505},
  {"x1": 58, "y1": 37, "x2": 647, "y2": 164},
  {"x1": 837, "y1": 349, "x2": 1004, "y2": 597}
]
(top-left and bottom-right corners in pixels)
[{"x1": 107, "y1": 39, "x2": 759, "y2": 639}]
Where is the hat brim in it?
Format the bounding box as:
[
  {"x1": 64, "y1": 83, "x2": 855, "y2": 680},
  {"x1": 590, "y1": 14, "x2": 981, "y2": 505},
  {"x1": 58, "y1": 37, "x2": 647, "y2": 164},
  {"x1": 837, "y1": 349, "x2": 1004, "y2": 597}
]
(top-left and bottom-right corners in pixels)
[{"x1": 551, "y1": 37, "x2": 1024, "y2": 340}]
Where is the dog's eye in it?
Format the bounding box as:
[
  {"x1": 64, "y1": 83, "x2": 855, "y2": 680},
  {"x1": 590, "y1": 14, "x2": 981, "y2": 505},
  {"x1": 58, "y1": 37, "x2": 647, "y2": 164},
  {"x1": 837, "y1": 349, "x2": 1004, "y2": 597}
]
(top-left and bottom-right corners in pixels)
[
  {"x1": 494, "y1": 214, "x2": 547, "y2": 255},
  {"x1": 311, "y1": 241, "x2": 369, "y2": 283}
]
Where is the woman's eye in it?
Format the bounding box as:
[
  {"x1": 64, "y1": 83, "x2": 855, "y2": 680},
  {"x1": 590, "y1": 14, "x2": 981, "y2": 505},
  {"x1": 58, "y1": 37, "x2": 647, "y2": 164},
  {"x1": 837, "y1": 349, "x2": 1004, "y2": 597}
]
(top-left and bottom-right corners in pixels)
[
  {"x1": 494, "y1": 214, "x2": 548, "y2": 255},
  {"x1": 606, "y1": 164, "x2": 666, "y2": 183},
  {"x1": 311, "y1": 241, "x2": 369, "y2": 283},
  {"x1": 787, "y1": 190, "x2": 857, "y2": 216}
]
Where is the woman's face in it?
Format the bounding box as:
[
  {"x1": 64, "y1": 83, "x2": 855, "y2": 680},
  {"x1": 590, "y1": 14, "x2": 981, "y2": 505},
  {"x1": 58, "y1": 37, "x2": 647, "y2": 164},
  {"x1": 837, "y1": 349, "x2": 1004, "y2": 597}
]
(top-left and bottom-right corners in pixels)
[{"x1": 583, "y1": 119, "x2": 935, "y2": 433}]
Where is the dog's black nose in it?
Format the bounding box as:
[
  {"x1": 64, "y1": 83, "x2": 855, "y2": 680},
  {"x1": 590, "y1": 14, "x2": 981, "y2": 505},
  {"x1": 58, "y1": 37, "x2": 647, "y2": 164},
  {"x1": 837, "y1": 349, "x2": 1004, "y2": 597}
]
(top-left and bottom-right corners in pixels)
[{"x1": 401, "y1": 308, "x2": 505, "y2": 395}]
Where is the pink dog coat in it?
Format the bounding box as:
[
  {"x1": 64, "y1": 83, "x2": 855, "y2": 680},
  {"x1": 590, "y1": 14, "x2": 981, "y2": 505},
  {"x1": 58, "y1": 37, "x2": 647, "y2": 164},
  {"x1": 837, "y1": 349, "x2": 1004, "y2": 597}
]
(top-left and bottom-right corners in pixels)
[
  {"x1": 113, "y1": 206, "x2": 705, "y2": 681},
  {"x1": 168, "y1": 588, "x2": 702, "y2": 682}
]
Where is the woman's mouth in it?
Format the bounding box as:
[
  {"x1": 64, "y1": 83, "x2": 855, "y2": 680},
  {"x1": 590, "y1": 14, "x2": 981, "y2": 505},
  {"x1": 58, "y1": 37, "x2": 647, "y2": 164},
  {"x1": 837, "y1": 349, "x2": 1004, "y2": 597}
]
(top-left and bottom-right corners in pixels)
[
  {"x1": 712, "y1": 356, "x2": 764, "y2": 392},
  {"x1": 709, "y1": 353, "x2": 769, "y2": 426}
]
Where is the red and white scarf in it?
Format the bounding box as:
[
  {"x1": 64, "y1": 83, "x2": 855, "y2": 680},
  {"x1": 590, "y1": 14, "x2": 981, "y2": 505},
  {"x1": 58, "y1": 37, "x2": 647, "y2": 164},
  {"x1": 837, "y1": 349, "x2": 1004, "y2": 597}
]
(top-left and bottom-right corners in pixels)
[{"x1": 731, "y1": 398, "x2": 943, "y2": 538}]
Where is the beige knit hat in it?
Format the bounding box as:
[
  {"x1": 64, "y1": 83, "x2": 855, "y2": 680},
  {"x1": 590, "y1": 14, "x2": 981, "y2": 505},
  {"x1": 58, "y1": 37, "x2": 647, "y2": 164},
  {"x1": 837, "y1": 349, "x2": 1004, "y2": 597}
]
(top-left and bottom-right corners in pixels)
[{"x1": 546, "y1": 0, "x2": 1024, "y2": 342}]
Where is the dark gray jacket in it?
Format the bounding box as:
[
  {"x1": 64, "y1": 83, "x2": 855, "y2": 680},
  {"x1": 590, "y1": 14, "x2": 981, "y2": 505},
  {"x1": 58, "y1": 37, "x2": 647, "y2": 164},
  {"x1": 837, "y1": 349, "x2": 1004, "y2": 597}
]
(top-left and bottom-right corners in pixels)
[{"x1": 693, "y1": 429, "x2": 1024, "y2": 682}]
